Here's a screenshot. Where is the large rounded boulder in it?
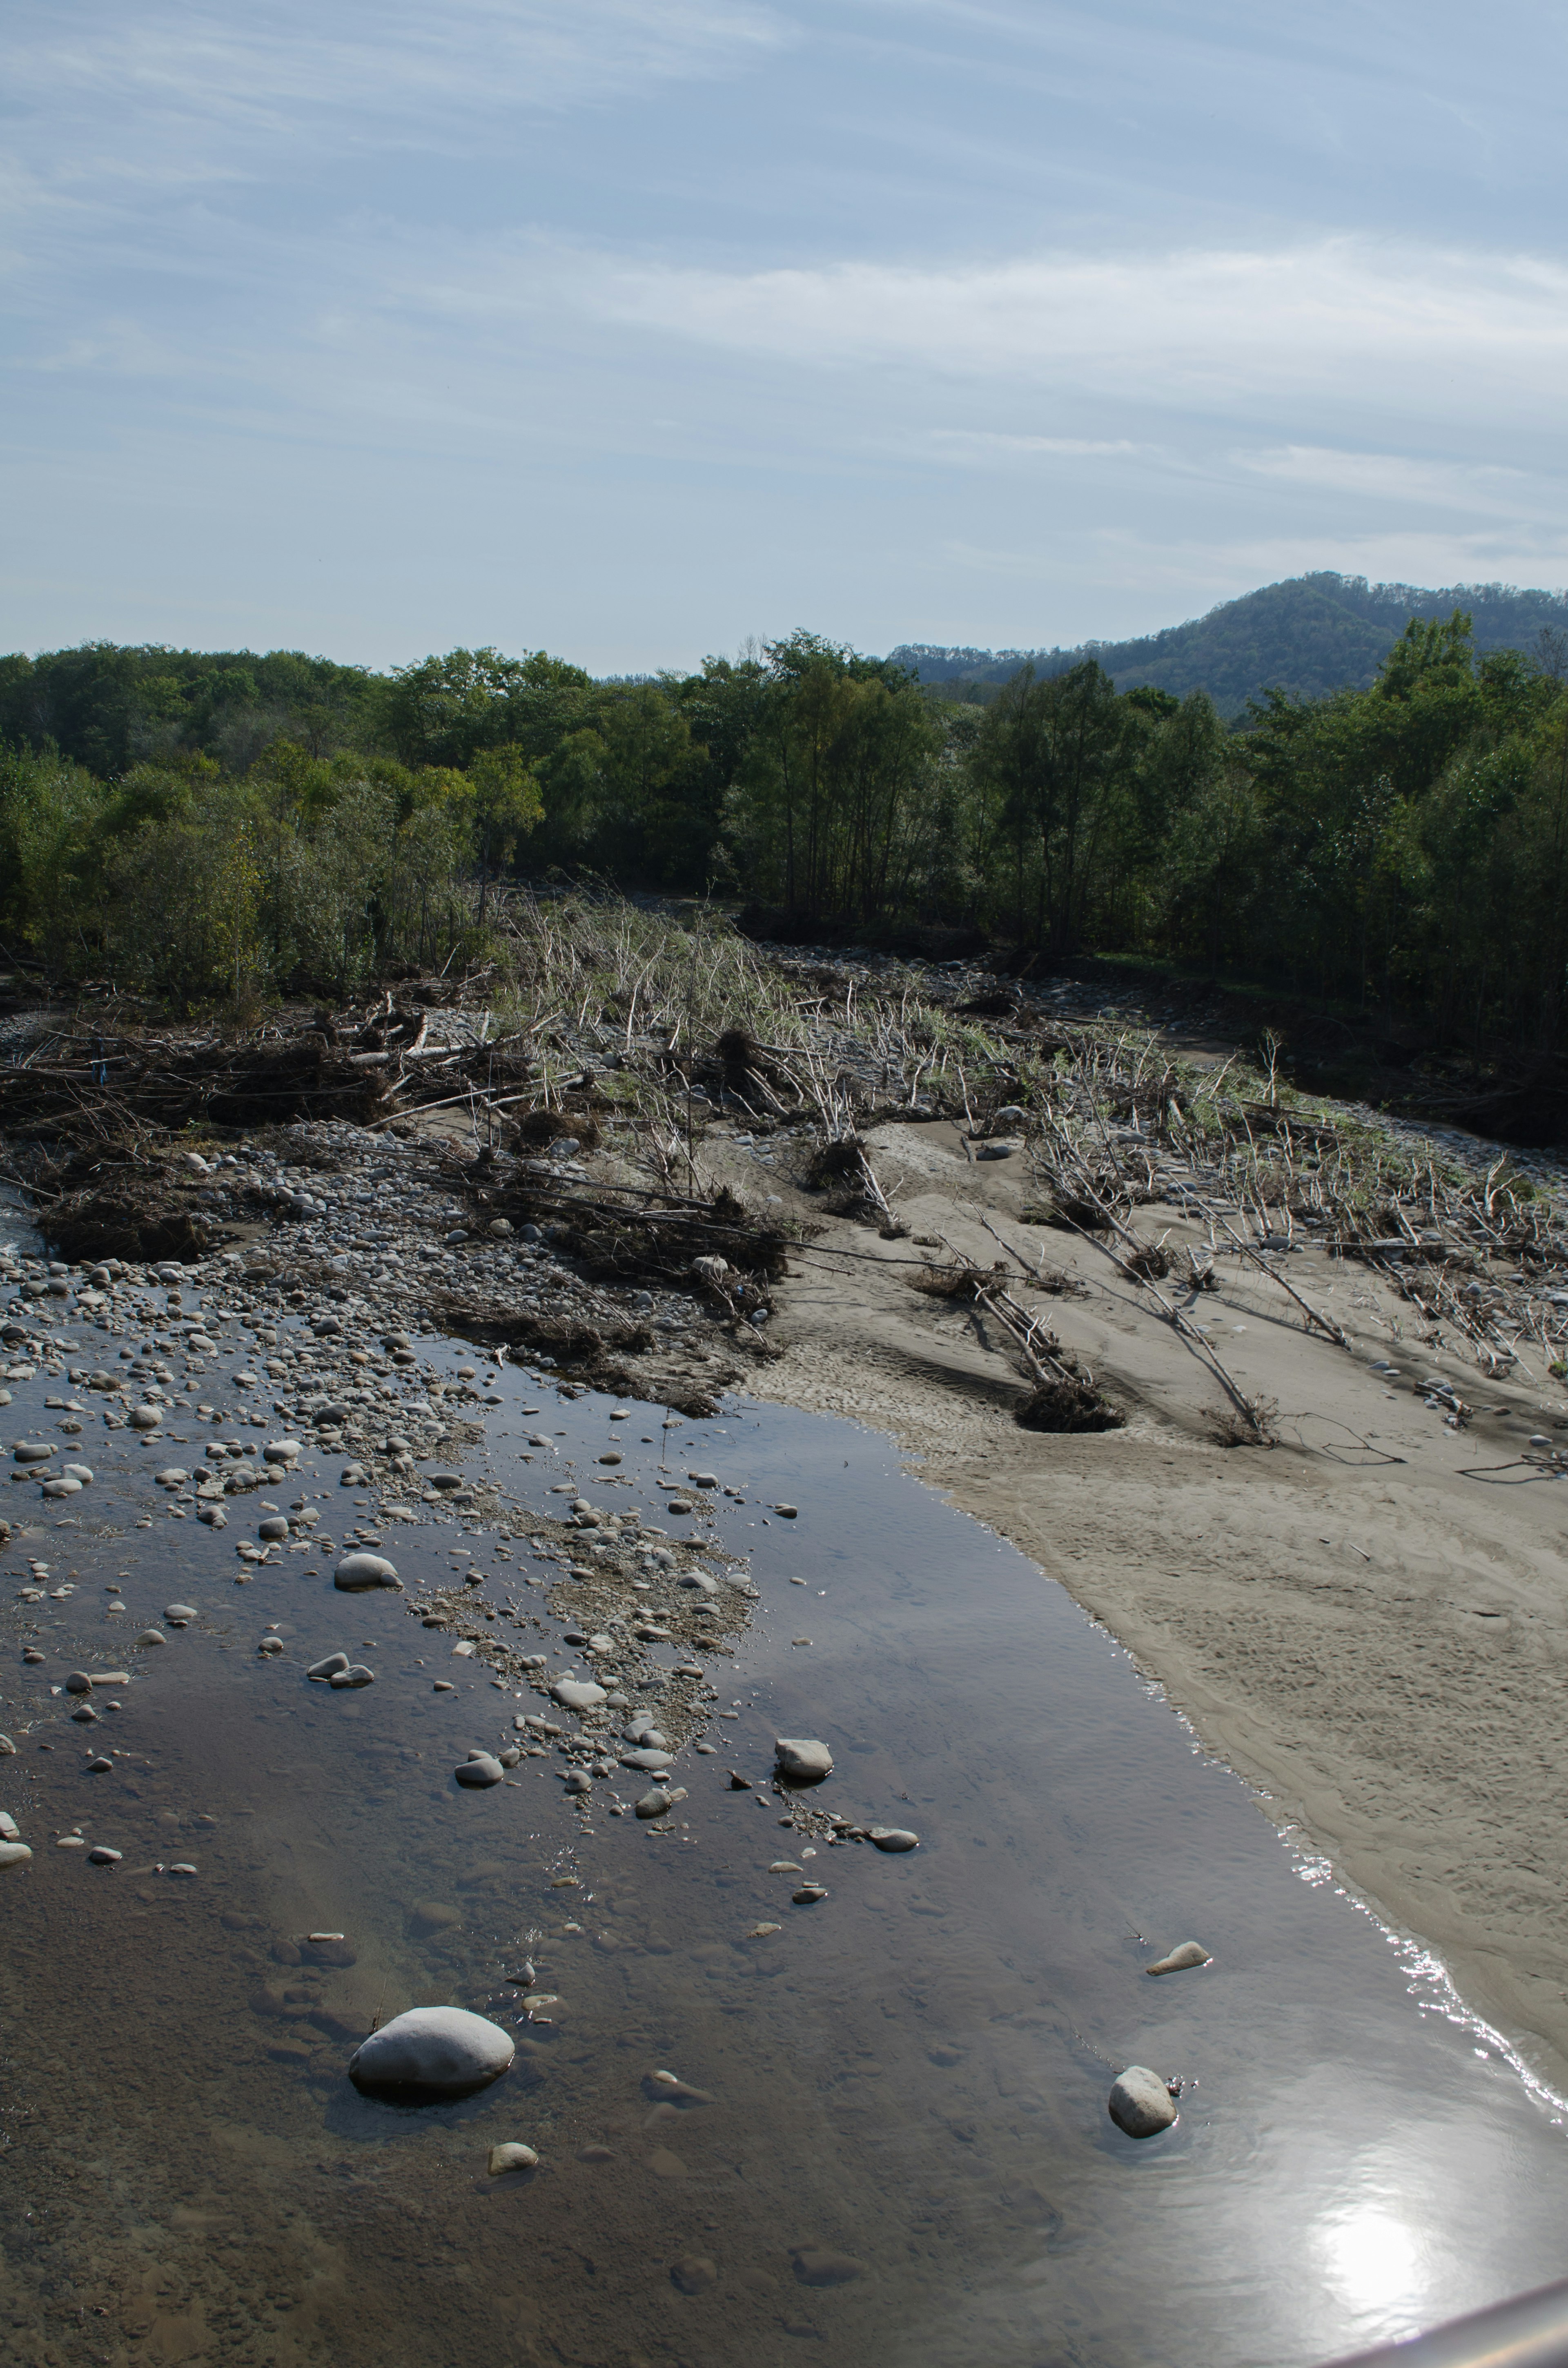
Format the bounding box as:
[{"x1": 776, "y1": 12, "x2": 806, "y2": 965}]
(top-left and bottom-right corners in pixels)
[
  {"x1": 348, "y1": 2007, "x2": 514, "y2": 2102},
  {"x1": 334, "y1": 1552, "x2": 402, "y2": 1593}
]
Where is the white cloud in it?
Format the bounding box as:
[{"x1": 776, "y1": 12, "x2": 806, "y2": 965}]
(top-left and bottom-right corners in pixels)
[{"x1": 581, "y1": 236, "x2": 1568, "y2": 428}]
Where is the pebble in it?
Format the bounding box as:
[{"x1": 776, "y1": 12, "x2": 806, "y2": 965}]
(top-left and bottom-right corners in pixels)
[
  {"x1": 487, "y1": 2142, "x2": 538, "y2": 2176},
  {"x1": 1108, "y1": 2065, "x2": 1179, "y2": 2138},
  {"x1": 41, "y1": 1478, "x2": 82, "y2": 1498},
  {"x1": 12, "y1": 1443, "x2": 55, "y2": 1465},
  {"x1": 258, "y1": 1637, "x2": 284, "y2": 1656},
  {"x1": 635, "y1": 1788, "x2": 672, "y2": 1820},
  {"x1": 670, "y1": 2256, "x2": 717, "y2": 2295},
  {"x1": 87, "y1": 1757, "x2": 113, "y2": 1773},
  {"x1": 0, "y1": 1737, "x2": 14, "y2": 1755},
  {"x1": 1146, "y1": 1941, "x2": 1211, "y2": 1976},
  {"x1": 62, "y1": 1464, "x2": 94, "y2": 1484},
  {"x1": 265, "y1": 1439, "x2": 303, "y2": 1465},
  {"x1": 334, "y1": 1552, "x2": 402, "y2": 1592},
  {"x1": 258, "y1": 1517, "x2": 290, "y2": 1542},
  {"x1": 127, "y1": 1407, "x2": 163, "y2": 1431},
  {"x1": 563, "y1": 1770, "x2": 592, "y2": 1794},
  {"x1": 349, "y1": 2006, "x2": 514, "y2": 2100},
  {"x1": 168, "y1": 1862, "x2": 198, "y2": 1877},
  {"x1": 774, "y1": 1737, "x2": 833, "y2": 1783},
  {"x1": 307, "y1": 1652, "x2": 351, "y2": 1681},
  {"x1": 774, "y1": 1504, "x2": 798, "y2": 1518},
  {"x1": 869, "y1": 1828, "x2": 920, "y2": 1853},
  {"x1": 165, "y1": 1605, "x2": 198, "y2": 1624},
  {"x1": 87, "y1": 1845, "x2": 122, "y2": 1866},
  {"x1": 330, "y1": 1665, "x2": 375, "y2": 1689},
  {"x1": 135, "y1": 1629, "x2": 167, "y2": 1649},
  {"x1": 0, "y1": 1841, "x2": 33, "y2": 1868},
  {"x1": 792, "y1": 2249, "x2": 864, "y2": 2287},
  {"x1": 0, "y1": 1812, "x2": 18, "y2": 1839},
  {"x1": 433, "y1": 1680, "x2": 455, "y2": 1693},
  {"x1": 454, "y1": 1753, "x2": 505, "y2": 1788},
  {"x1": 792, "y1": 1884, "x2": 828, "y2": 1905},
  {"x1": 620, "y1": 1748, "x2": 673, "y2": 1773},
  {"x1": 156, "y1": 1468, "x2": 189, "y2": 1488},
  {"x1": 552, "y1": 1678, "x2": 606, "y2": 1711}
]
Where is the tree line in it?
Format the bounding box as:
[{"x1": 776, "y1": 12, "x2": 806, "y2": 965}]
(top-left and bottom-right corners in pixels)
[{"x1": 2, "y1": 619, "x2": 1565, "y2": 1054}]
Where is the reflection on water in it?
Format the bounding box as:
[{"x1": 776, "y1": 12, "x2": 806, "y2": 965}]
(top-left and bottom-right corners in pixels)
[{"x1": 4, "y1": 1347, "x2": 1568, "y2": 2368}]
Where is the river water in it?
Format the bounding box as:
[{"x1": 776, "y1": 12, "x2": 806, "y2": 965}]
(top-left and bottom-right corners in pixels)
[{"x1": 5, "y1": 1243, "x2": 1568, "y2": 2368}]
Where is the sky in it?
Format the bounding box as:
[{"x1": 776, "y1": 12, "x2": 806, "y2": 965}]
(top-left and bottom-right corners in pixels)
[{"x1": 5, "y1": 0, "x2": 1568, "y2": 671}]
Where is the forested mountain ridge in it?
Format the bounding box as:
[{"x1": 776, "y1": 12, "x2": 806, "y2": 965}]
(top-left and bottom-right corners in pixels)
[{"x1": 891, "y1": 572, "x2": 1568, "y2": 714}]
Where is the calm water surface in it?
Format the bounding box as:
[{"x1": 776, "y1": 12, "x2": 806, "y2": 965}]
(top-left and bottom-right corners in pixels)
[{"x1": 3, "y1": 1296, "x2": 1568, "y2": 2368}]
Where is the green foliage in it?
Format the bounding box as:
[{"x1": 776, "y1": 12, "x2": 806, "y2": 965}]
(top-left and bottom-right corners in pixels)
[{"x1": 4, "y1": 608, "x2": 1568, "y2": 1059}]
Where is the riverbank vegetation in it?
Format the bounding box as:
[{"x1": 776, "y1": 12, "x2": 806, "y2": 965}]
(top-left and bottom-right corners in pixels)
[{"x1": 3, "y1": 615, "x2": 1567, "y2": 1062}]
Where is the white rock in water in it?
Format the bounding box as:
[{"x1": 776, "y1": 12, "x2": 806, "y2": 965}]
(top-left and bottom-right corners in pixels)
[
  {"x1": 334, "y1": 1552, "x2": 401, "y2": 1592},
  {"x1": 1108, "y1": 2065, "x2": 1178, "y2": 2138},
  {"x1": 0, "y1": 1735, "x2": 15, "y2": 1755},
  {"x1": 775, "y1": 1737, "x2": 833, "y2": 1783},
  {"x1": 869, "y1": 1827, "x2": 920, "y2": 1852},
  {"x1": 61, "y1": 1464, "x2": 94, "y2": 1483},
  {"x1": 12, "y1": 1443, "x2": 54, "y2": 1465},
  {"x1": 264, "y1": 1439, "x2": 302, "y2": 1464},
  {"x1": 135, "y1": 1629, "x2": 167, "y2": 1648},
  {"x1": 41, "y1": 1478, "x2": 82, "y2": 1498},
  {"x1": 308, "y1": 1652, "x2": 351, "y2": 1681},
  {"x1": 488, "y1": 2142, "x2": 538, "y2": 2175},
  {"x1": 128, "y1": 1407, "x2": 163, "y2": 1430},
  {"x1": 349, "y1": 2006, "x2": 514, "y2": 2100},
  {"x1": 0, "y1": 1811, "x2": 18, "y2": 1838},
  {"x1": 1146, "y1": 1941, "x2": 1211, "y2": 1977},
  {"x1": 552, "y1": 1678, "x2": 606, "y2": 1711},
  {"x1": 165, "y1": 1605, "x2": 198, "y2": 1624},
  {"x1": 156, "y1": 1468, "x2": 189, "y2": 1487},
  {"x1": 454, "y1": 1754, "x2": 505, "y2": 1788},
  {"x1": 0, "y1": 1841, "x2": 33, "y2": 1867}
]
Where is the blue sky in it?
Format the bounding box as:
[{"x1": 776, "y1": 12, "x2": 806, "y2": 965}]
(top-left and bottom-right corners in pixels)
[{"x1": 5, "y1": 0, "x2": 1568, "y2": 670}]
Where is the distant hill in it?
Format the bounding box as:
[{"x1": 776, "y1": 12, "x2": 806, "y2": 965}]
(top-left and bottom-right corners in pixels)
[{"x1": 889, "y1": 573, "x2": 1568, "y2": 714}]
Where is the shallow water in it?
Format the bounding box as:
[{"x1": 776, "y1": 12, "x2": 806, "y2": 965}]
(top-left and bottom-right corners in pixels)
[{"x1": 5, "y1": 1311, "x2": 1568, "y2": 2368}]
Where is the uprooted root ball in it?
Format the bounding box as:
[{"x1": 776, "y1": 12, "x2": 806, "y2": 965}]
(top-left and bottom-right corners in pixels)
[{"x1": 1014, "y1": 1379, "x2": 1126, "y2": 1432}]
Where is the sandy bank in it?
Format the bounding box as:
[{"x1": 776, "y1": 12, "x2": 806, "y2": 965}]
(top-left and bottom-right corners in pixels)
[{"x1": 742, "y1": 1117, "x2": 1568, "y2": 2095}]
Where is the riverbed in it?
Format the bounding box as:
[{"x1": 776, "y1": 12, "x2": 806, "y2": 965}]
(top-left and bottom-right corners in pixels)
[{"x1": 5, "y1": 1264, "x2": 1568, "y2": 2368}]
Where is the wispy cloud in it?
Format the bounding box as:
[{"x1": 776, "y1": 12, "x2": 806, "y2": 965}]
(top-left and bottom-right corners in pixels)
[
  {"x1": 1232, "y1": 444, "x2": 1535, "y2": 514},
  {"x1": 6, "y1": 0, "x2": 786, "y2": 177},
  {"x1": 579, "y1": 236, "x2": 1568, "y2": 426},
  {"x1": 930, "y1": 429, "x2": 1152, "y2": 459}
]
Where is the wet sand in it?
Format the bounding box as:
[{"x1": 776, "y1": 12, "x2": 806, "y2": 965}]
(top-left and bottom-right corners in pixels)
[{"x1": 744, "y1": 1117, "x2": 1568, "y2": 2098}]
